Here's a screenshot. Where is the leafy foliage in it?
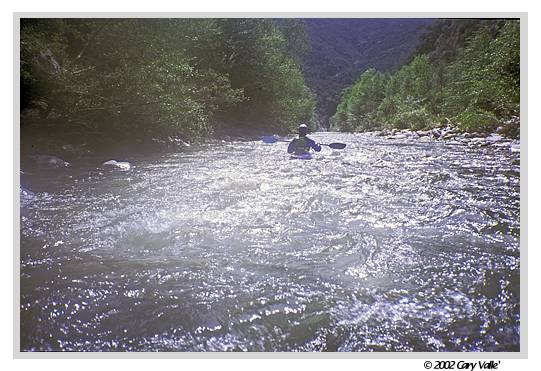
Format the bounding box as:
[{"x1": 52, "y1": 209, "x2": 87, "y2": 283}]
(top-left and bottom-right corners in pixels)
[
  {"x1": 331, "y1": 20, "x2": 520, "y2": 135},
  {"x1": 303, "y1": 18, "x2": 434, "y2": 126},
  {"x1": 331, "y1": 69, "x2": 386, "y2": 131},
  {"x1": 445, "y1": 21, "x2": 520, "y2": 120},
  {"x1": 20, "y1": 18, "x2": 316, "y2": 140},
  {"x1": 411, "y1": 19, "x2": 496, "y2": 63}
]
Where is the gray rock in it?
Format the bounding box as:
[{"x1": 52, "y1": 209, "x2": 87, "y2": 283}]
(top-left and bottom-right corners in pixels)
[
  {"x1": 509, "y1": 143, "x2": 520, "y2": 153},
  {"x1": 416, "y1": 130, "x2": 431, "y2": 137},
  {"x1": 492, "y1": 142, "x2": 511, "y2": 149},
  {"x1": 447, "y1": 140, "x2": 462, "y2": 146},
  {"x1": 151, "y1": 138, "x2": 167, "y2": 145},
  {"x1": 388, "y1": 134, "x2": 408, "y2": 140},
  {"x1": 36, "y1": 49, "x2": 61, "y2": 75},
  {"x1": 468, "y1": 137, "x2": 491, "y2": 147},
  {"x1": 21, "y1": 187, "x2": 35, "y2": 197},
  {"x1": 31, "y1": 155, "x2": 70, "y2": 168},
  {"x1": 438, "y1": 126, "x2": 456, "y2": 138},
  {"x1": 61, "y1": 144, "x2": 90, "y2": 155},
  {"x1": 168, "y1": 137, "x2": 191, "y2": 147},
  {"x1": 102, "y1": 160, "x2": 131, "y2": 171},
  {"x1": 486, "y1": 134, "x2": 504, "y2": 143}
]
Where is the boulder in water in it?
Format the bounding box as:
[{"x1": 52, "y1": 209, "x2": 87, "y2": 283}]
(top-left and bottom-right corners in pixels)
[
  {"x1": 486, "y1": 133, "x2": 504, "y2": 143},
  {"x1": 388, "y1": 134, "x2": 408, "y2": 140},
  {"x1": 21, "y1": 187, "x2": 35, "y2": 197},
  {"x1": 61, "y1": 144, "x2": 91, "y2": 155},
  {"x1": 469, "y1": 137, "x2": 488, "y2": 146},
  {"x1": 416, "y1": 130, "x2": 431, "y2": 137},
  {"x1": 509, "y1": 142, "x2": 520, "y2": 153},
  {"x1": 441, "y1": 132, "x2": 457, "y2": 140},
  {"x1": 31, "y1": 155, "x2": 70, "y2": 168},
  {"x1": 168, "y1": 136, "x2": 191, "y2": 147},
  {"x1": 102, "y1": 160, "x2": 131, "y2": 171}
]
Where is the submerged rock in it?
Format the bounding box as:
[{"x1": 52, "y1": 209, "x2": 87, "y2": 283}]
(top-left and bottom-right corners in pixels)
[
  {"x1": 361, "y1": 124, "x2": 519, "y2": 151},
  {"x1": 31, "y1": 155, "x2": 70, "y2": 168},
  {"x1": 486, "y1": 133, "x2": 504, "y2": 143},
  {"x1": 61, "y1": 144, "x2": 91, "y2": 155},
  {"x1": 469, "y1": 137, "x2": 490, "y2": 146},
  {"x1": 169, "y1": 137, "x2": 191, "y2": 147},
  {"x1": 387, "y1": 134, "x2": 408, "y2": 140},
  {"x1": 21, "y1": 187, "x2": 35, "y2": 197},
  {"x1": 102, "y1": 160, "x2": 131, "y2": 171}
]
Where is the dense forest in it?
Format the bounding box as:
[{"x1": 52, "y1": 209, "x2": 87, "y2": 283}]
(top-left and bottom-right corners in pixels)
[
  {"x1": 331, "y1": 19, "x2": 520, "y2": 136},
  {"x1": 20, "y1": 18, "x2": 316, "y2": 143},
  {"x1": 20, "y1": 18, "x2": 521, "y2": 146}
]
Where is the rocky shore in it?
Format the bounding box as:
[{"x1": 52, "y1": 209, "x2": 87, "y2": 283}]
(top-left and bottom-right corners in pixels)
[
  {"x1": 364, "y1": 125, "x2": 520, "y2": 153},
  {"x1": 21, "y1": 121, "x2": 521, "y2": 174}
]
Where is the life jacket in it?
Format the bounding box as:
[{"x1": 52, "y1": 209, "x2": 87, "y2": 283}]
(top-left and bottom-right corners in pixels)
[{"x1": 293, "y1": 137, "x2": 311, "y2": 154}]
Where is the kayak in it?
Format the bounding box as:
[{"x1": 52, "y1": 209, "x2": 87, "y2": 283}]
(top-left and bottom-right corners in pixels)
[{"x1": 289, "y1": 153, "x2": 313, "y2": 160}]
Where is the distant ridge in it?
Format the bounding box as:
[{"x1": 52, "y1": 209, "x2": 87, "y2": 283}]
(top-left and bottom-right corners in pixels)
[{"x1": 303, "y1": 18, "x2": 434, "y2": 127}]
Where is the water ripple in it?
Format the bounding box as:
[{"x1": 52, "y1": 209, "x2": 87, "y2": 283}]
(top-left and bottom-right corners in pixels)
[{"x1": 20, "y1": 133, "x2": 520, "y2": 351}]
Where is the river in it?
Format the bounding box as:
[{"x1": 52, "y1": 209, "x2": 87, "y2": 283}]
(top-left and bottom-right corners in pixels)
[{"x1": 19, "y1": 132, "x2": 521, "y2": 352}]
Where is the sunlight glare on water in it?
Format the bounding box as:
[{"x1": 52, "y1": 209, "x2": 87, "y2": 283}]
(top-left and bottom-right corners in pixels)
[{"x1": 20, "y1": 132, "x2": 520, "y2": 351}]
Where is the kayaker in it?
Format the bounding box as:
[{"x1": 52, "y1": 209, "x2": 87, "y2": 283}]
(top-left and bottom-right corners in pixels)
[{"x1": 287, "y1": 124, "x2": 321, "y2": 155}]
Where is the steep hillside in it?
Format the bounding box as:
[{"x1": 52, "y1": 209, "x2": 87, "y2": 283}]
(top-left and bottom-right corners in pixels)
[
  {"x1": 411, "y1": 18, "x2": 509, "y2": 63},
  {"x1": 330, "y1": 19, "x2": 520, "y2": 136},
  {"x1": 303, "y1": 18, "x2": 434, "y2": 126}
]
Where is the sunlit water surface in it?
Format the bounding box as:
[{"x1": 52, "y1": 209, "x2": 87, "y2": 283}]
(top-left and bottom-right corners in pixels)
[{"x1": 20, "y1": 133, "x2": 520, "y2": 351}]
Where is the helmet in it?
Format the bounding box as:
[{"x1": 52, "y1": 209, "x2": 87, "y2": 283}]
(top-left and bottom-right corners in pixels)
[{"x1": 298, "y1": 124, "x2": 308, "y2": 136}]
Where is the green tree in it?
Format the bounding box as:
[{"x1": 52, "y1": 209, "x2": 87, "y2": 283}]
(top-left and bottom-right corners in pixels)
[
  {"x1": 331, "y1": 68, "x2": 386, "y2": 131},
  {"x1": 20, "y1": 18, "x2": 316, "y2": 140},
  {"x1": 446, "y1": 20, "x2": 520, "y2": 131},
  {"x1": 332, "y1": 20, "x2": 519, "y2": 135},
  {"x1": 214, "y1": 19, "x2": 315, "y2": 133}
]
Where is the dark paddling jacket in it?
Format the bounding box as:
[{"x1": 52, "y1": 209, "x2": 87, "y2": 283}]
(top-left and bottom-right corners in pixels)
[{"x1": 287, "y1": 136, "x2": 321, "y2": 155}]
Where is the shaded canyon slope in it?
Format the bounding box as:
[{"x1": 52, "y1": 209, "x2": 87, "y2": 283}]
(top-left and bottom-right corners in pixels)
[{"x1": 303, "y1": 18, "x2": 435, "y2": 126}]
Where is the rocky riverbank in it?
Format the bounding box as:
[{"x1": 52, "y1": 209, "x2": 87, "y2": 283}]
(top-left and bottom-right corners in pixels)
[
  {"x1": 364, "y1": 124, "x2": 520, "y2": 153},
  {"x1": 21, "y1": 119, "x2": 521, "y2": 175}
]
